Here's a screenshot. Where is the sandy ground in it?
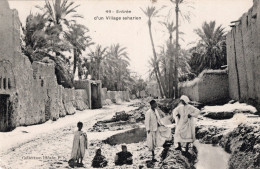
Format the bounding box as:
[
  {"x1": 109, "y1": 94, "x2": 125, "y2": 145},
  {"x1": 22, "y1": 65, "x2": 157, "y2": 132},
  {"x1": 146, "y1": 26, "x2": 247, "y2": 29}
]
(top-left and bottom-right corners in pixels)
[
  {"x1": 1, "y1": 100, "x2": 259, "y2": 169},
  {"x1": 0, "y1": 101, "x2": 148, "y2": 169}
]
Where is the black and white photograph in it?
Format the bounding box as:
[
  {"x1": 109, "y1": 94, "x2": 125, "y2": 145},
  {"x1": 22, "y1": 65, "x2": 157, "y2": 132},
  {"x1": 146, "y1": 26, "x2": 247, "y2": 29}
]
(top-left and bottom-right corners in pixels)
[{"x1": 0, "y1": 0, "x2": 260, "y2": 168}]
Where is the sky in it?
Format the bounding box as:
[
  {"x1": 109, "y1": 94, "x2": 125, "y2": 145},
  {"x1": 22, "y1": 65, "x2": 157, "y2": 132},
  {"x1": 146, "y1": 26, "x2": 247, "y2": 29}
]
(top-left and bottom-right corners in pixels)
[{"x1": 8, "y1": 0, "x2": 253, "y2": 79}]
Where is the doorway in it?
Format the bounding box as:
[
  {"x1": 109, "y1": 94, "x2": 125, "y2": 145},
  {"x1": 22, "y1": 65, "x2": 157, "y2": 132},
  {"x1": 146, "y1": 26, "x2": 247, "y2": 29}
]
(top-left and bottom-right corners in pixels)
[
  {"x1": 0, "y1": 94, "x2": 10, "y2": 132},
  {"x1": 45, "y1": 89, "x2": 51, "y2": 121},
  {"x1": 91, "y1": 83, "x2": 102, "y2": 109}
]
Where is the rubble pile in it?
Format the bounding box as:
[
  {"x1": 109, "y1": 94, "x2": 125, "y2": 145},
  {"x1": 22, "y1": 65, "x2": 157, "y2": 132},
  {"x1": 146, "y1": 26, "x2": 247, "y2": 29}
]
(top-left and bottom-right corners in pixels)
[
  {"x1": 196, "y1": 122, "x2": 260, "y2": 169},
  {"x1": 160, "y1": 146, "x2": 197, "y2": 169},
  {"x1": 219, "y1": 124, "x2": 260, "y2": 169},
  {"x1": 88, "y1": 122, "x2": 109, "y2": 132},
  {"x1": 203, "y1": 111, "x2": 235, "y2": 120},
  {"x1": 196, "y1": 125, "x2": 227, "y2": 144},
  {"x1": 89, "y1": 101, "x2": 149, "y2": 132}
]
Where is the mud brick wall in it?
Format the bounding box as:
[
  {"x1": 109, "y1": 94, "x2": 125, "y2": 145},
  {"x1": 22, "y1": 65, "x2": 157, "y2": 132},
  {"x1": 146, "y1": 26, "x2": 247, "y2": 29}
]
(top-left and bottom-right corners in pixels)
[
  {"x1": 58, "y1": 85, "x2": 66, "y2": 117},
  {"x1": 74, "y1": 80, "x2": 93, "y2": 109},
  {"x1": 75, "y1": 89, "x2": 89, "y2": 110},
  {"x1": 0, "y1": 0, "x2": 129, "y2": 131},
  {"x1": 106, "y1": 90, "x2": 130, "y2": 104},
  {"x1": 179, "y1": 69, "x2": 229, "y2": 104},
  {"x1": 180, "y1": 81, "x2": 199, "y2": 102},
  {"x1": 62, "y1": 88, "x2": 76, "y2": 115},
  {"x1": 101, "y1": 88, "x2": 108, "y2": 105},
  {"x1": 226, "y1": 0, "x2": 260, "y2": 111},
  {"x1": 0, "y1": 1, "x2": 84, "y2": 131}
]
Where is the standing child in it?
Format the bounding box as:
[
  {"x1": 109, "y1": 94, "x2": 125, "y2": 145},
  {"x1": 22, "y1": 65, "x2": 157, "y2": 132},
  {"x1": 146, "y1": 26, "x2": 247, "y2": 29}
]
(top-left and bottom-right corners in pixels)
[{"x1": 69, "y1": 122, "x2": 88, "y2": 168}]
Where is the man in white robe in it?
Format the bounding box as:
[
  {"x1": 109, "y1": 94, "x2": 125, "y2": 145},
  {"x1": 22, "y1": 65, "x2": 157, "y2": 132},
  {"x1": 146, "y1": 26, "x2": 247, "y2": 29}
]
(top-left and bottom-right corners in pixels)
[
  {"x1": 145, "y1": 100, "x2": 172, "y2": 161},
  {"x1": 172, "y1": 95, "x2": 200, "y2": 152},
  {"x1": 145, "y1": 100, "x2": 159, "y2": 162}
]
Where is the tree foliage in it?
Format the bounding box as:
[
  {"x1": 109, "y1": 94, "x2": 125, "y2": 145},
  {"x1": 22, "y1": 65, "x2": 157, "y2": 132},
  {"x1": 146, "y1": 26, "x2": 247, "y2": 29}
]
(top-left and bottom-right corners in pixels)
[
  {"x1": 190, "y1": 21, "x2": 227, "y2": 75},
  {"x1": 22, "y1": 0, "x2": 145, "y2": 90}
]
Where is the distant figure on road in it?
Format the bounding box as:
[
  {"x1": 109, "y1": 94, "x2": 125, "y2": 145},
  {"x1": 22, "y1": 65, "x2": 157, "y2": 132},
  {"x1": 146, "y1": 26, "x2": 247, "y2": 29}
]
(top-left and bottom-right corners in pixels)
[
  {"x1": 92, "y1": 148, "x2": 108, "y2": 168},
  {"x1": 69, "y1": 121, "x2": 88, "y2": 168},
  {"x1": 172, "y1": 95, "x2": 200, "y2": 153},
  {"x1": 115, "y1": 145, "x2": 133, "y2": 165}
]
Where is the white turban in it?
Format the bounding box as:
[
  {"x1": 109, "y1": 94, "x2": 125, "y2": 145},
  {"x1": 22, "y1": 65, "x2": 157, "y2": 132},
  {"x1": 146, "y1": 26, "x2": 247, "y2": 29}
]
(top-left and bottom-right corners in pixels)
[{"x1": 180, "y1": 95, "x2": 190, "y2": 104}]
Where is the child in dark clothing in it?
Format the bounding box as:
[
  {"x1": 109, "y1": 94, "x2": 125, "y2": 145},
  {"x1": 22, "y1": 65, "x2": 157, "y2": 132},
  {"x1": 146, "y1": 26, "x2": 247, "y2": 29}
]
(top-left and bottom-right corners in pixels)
[
  {"x1": 115, "y1": 145, "x2": 133, "y2": 166},
  {"x1": 92, "y1": 149, "x2": 108, "y2": 168}
]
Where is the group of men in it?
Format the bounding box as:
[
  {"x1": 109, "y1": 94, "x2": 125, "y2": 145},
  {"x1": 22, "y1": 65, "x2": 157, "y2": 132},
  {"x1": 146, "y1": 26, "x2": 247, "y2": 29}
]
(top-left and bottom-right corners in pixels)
[
  {"x1": 145, "y1": 95, "x2": 200, "y2": 161},
  {"x1": 69, "y1": 95, "x2": 199, "y2": 167}
]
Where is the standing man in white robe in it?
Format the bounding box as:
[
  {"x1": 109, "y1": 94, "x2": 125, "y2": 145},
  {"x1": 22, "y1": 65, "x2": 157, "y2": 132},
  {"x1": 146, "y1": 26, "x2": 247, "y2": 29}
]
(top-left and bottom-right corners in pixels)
[
  {"x1": 172, "y1": 95, "x2": 200, "y2": 153},
  {"x1": 145, "y1": 100, "x2": 160, "y2": 162}
]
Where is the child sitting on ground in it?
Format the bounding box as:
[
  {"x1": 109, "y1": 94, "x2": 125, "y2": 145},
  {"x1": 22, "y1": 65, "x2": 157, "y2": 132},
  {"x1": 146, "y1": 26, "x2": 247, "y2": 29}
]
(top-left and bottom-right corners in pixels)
[
  {"x1": 115, "y1": 145, "x2": 133, "y2": 166},
  {"x1": 92, "y1": 148, "x2": 108, "y2": 168},
  {"x1": 68, "y1": 121, "x2": 88, "y2": 168}
]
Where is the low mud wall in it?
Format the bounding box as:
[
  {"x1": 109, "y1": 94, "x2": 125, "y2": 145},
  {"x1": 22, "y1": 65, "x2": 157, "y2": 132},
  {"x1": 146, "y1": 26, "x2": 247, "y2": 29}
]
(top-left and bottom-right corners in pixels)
[
  {"x1": 75, "y1": 89, "x2": 89, "y2": 110},
  {"x1": 104, "y1": 90, "x2": 130, "y2": 105},
  {"x1": 226, "y1": 0, "x2": 260, "y2": 111},
  {"x1": 179, "y1": 69, "x2": 229, "y2": 104}
]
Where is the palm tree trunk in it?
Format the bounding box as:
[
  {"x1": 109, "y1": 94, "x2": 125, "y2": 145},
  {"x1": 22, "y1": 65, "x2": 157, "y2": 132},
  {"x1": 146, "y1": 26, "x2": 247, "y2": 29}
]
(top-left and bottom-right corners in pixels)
[
  {"x1": 97, "y1": 65, "x2": 101, "y2": 80},
  {"x1": 73, "y1": 48, "x2": 77, "y2": 79},
  {"x1": 169, "y1": 33, "x2": 174, "y2": 98},
  {"x1": 174, "y1": 1, "x2": 180, "y2": 98},
  {"x1": 164, "y1": 61, "x2": 168, "y2": 96},
  {"x1": 154, "y1": 68, "x2": 164, "y2": 98},
  {"x1": 148, "y1": 19, "x2": 165, "y2": 97}
]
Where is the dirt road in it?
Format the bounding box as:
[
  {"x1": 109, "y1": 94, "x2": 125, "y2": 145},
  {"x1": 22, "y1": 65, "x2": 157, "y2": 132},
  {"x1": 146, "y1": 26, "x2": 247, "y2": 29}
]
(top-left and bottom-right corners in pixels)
[{"x1": 0, "y1": 102, "x2": 138, "y2": 169}]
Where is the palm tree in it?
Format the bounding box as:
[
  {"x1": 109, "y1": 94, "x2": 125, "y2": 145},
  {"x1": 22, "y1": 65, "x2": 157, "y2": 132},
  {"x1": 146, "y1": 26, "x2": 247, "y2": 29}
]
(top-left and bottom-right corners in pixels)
[
  {"x1": 161, "y1": 21, "x2": 176, "y2": 98},
  {"x1": 171, "y1": 0, "x2": 181, "y2": 98},
  {"x1": 88, "y1": 45, "x2": 108, "y2": 80},
  {"x1": 64, "y1": 24, "x2": 93, "y2": 79},
  {"x1": 190, "y1": 21, "x2": 226, "y2": 74},
  {"x1": 169, "y1": 0, "x2": 192, "y2": 98},
  {"x1": 157, "y1": 41, "x2": 190, "y2": 97},
  {"x1": 37, "y1": 0, "x2": 83, "y2": 59},
  {"x1": 158, "y1": 45, "x2": 168, "y2": 93},
  {"x1": 22, "y1": 13, "x2": 74, "y2": 87},
  {"x1": 22, "y1": 13, "x2": 70, "y2": 60},
  {"x1": 141, "y1": 6, "x2": 166, "y2": 97},
  {"x1": 36, "y1": 0, "x2": 82, "y2": 29},
  {"x1": 30, "y1": 0, "x2": 85, "y2": 86},
  {"x1": 148, "y1": 57, "x2": 164, "y2": 98},
  {"x1": 107, "y1": 44, "x2": 130, "y2": 90},
  {"x1": 22, "y1": 13, "x2": 48, "y2": 62}
]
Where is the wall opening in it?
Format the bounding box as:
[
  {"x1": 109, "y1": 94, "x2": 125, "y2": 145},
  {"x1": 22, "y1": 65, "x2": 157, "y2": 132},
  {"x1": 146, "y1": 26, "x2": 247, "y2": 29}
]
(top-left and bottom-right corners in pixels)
[
  {"x1": 91, "y1": 83, "x2": 102, "y2": 109},
  {"x1": 0, "y1": 60, "x2": 16, "y2": 91},
  {"x1": 3, "y1": 78, "x2": 6, "y2": 89},
  {"x1": 41, "y1": 80, "x2": 44, "y2": 87},
  {"x1": 8, "y1": 78, "x2": 11, "y2": 89},
  {"x1": 45, "y1": 90, "x2": 51, "y2": 121},
  {"x1": 0, "y1": 94, "x2": 11, "y2": 132}
]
